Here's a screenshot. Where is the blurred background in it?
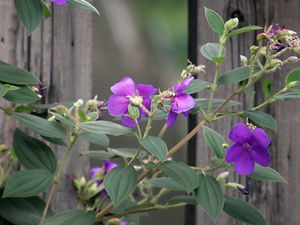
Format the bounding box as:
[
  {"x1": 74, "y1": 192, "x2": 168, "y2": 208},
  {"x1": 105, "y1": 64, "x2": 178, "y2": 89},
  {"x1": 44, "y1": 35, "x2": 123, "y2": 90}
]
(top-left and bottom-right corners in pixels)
[{"x1": 92, "y1": 1, "x2": 188, "y2": 224}]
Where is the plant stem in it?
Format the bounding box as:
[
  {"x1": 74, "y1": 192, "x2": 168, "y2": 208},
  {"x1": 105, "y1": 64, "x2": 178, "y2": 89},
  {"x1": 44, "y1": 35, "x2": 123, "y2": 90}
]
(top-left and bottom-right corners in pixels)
[
  {"x1": 158, "y1": 124, "x2": 168, "y2": 138},
  {"x1": 39, "y1": 135, "x2": 78, "y2": 224},
  {"x1": 207, "y1": 63, "x2": 220, "y2": 114}
]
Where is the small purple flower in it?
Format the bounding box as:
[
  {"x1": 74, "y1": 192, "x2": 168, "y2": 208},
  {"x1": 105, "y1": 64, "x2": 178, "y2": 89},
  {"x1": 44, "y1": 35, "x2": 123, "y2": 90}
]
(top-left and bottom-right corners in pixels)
[
  {"x1": 119, "y1": 221, "x2": 130, "y2": 225},
  {"x1": 89, "y1": 160, "x2": 117, "y2": 188},
  {"x1": 238, "y1": 187, "x2": 250, "y2": 195},
  {"x1": 51, "y1": 0, "x2": 68, "y2": 5},
  {"x1": 108, "y1": 77, "x2": 157, "y2": 128},
  {"x1": 104, "y1": 160, "x2": 118, "y2": 173},
  {"x1": 165, "y1": 77, "x2": 195, "y2": 127},
  {"x1": 225, "y1": 123, "x2": 271, "y2": 175}
]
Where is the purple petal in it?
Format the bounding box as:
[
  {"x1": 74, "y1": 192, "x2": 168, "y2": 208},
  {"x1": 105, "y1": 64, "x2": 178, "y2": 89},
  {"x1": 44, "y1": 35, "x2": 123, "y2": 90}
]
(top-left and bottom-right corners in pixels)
[
  {"x1": 234, "y1": 152, "x2": 255, "y2": 175},
  {"x1": 111, "y1": 77, "x2": 136, "y2": 96},
  {"x1": 166, "y1": 111, "x2": 178, "y2": 127},
  {"x1": 51, "y1": 0, "x2": 68, "y2": 5},
  {"x1": 137, "y1": 84, "x2": 157, "y2": 97},
  {"x1": 250, "y1": 146, "x2": 270, "y2": 167},
  {"x1": 89, "y1": 167, "x2": 102, "y2": 179},
  {"x1": 121, "y1": 115, "x2": 138, "y2": 128},
  {"x1": 174, "y1": 77, "x2": 194, "y2": 94},
  {"x1": 225, "y1": 143, "x2": 244, "y2": 163},
  {"x1": 104, "y1": 160, "x2": 118, "y2": 173},
  {"x1": 228, "y1": 123, "x2": 250, "y2": 143},
  {"x1": 108, "y1": 95, "x2": 129, "y2": 116},
  {"x1": 182, "y1": 111, "x2": 189, "y2": 117},
  {"x1": 171, "y1": 94, "x2": 195, "y2": 113},
  {"x1": 249, "y1": 128, "x2": 271, "y2": 149}
]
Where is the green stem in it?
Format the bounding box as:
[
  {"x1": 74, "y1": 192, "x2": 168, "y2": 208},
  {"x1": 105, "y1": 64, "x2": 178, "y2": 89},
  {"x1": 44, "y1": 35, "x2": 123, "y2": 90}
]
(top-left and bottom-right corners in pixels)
[
  {"x1": 40, "y1": 135, "x2": 78, "y2": 224},
  {"x1": 207, "y1": 63, "x2": 220, "y2": 114}
]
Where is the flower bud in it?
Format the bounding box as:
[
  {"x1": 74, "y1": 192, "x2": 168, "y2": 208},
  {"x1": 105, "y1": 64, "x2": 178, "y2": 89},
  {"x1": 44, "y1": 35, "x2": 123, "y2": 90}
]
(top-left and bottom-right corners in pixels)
[
  {"x1": 250, "y1": 45, "x2": 259, "y2": 55},
  {"x1": 128, "y1": 105, "x2": 140, "y2": 120},
  {"x1": 287, "y1": 81, "x2": 299, "y2": 88},
  {"x1": 293, "y1": 46, "x2": 300, "y2": 53},
  {"x1": 225, "y1": 18, "x2": 239, "y2": 32},
  {"x1": 74, "y1": 176, "x2": 86, "y2": 190},
  {"x1": 270, "y1": 59, "x2": 283, "y2": 68},
  {"x1": 257, "y1": 33, "x2": 267, "y2": 42},
  {"x1": 129, "y1": 96, "x2": 143, "y2": 106},
  {"x1": 216, "y1": 171, "x2": 229, "y2": 182},
  {"x1": 287, "y1": 56, "x2": 300, "y2": 63},
  {"x1": 226, "y1": 182, "x2": 245, "y2": 190},
  {"x1": 107, "y1": 219, "x2": 120, "y2": 225},
  {"x1": 74, "y1": 99, "x2": 84, "y2": 108},
  {"x1": 240, "y1": 55, "x2": 248, "y2": 66},
  {"x1": 87, "y1": 183, "x2": 99, "y2": 196},
  {"x1": 0, "y1": 144, "x2": 8, "y2": 152}
]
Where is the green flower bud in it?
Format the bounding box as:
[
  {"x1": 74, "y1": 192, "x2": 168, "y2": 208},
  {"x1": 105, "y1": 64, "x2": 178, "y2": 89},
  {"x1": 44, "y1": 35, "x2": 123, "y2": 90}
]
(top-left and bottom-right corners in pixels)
[
  {"x1": 293, "y1": 46, "x2": 300, "y2": 53},
  {"x1": 287, "y1": 81, "x2": 299, "y2": 88},
  {"x1": 287, "y1": 56, "x2": 300, "y2": 63},
  {"x1": 129, "y1": 96, "x2": 143, "y2": 106},
  {"x1": 240, "y1": 55, "x2": 248, "y2": 66},
  {"x1": 250, "y1": 45, "x2": 259, "y2": 55},
  {"x1": 225, "y1": 18, "x2": 239, "y2": 32},
  {"x1": 257, "y1": 33, "x2": 267, "y2": 42},
  {"x1": 74, "y1": 99, "x2": 84, "y2": 108},
  {"x1": 216, "y1": 171, "x2": 229, "y2": 182},
  {"x1": 226, "y1": 182, "x2": 245, "y2": 190},
  {"x1": 128, "y1": 105, "x2": 140, "y2": 120}
]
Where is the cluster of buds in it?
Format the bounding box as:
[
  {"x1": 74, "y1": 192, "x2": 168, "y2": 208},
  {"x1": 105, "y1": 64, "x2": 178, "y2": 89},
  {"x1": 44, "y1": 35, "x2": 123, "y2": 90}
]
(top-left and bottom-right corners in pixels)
[
  {"x1": 258, "y1": 24, "x2": 300, "y2": 51},
  {"x1": 74, "y1": 176, "x2": 104, "y2": 201},
  {"x1": 48, "y1": 96, "x2": 107, "y2": 125},
  {"x1": 180, "y1": 61, "x2": 205, "y2": 80}
]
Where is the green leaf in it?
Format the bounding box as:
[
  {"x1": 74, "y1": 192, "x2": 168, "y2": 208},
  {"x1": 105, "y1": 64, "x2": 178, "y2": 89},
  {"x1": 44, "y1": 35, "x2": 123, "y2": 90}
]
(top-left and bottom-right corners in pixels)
[
  {"x1": 68, "y1": 0, "x2": 100, "y2": 15},
  {"x1": 0, "y1": 197, "x2": 53, "y2": 225},
  {"x1": 184, "y1": 79, "x2": 209, "y2": 94},
  {"x1": 44, "y1": 210, "x2": 95, "y2": 225},
  {"x1": 13, "y1": 129, "x2": 56, "y2": 173},
  {"x1": 41, "y1": 136, "x2": 67, "y2": 146},
  {"x1": 262, "y1": 80, "x2": 272, "y2": 98},
  {"x1": 203, "y1": 126, "x2": 225, "y2": 158},
  {"x1": 104, "y1": 166, "x2": 137, "y2": 207},
  {"x1": 227, "y1": 25, "x2": 263, "y2": 38},
  {"x1": 285, "y1": 68, "x2": 300, "y2": 84},
  {"x1": 81, "y1": 151, "x2": 115, "y2": 160},
  {"x1": 249, "y1": 164, "x2": 287, "y2": 183},
  {"x1": 245, "y1": 110, "x2": 278, "y2": 132},
  {"x1": 110, "y1": 148, "x2": 137, "y2": 158},
  {"x1": 79, "y1": 131, "x2": 109, "y2": 148},
  {"x1": 197, "y1": 175, "x2": 224, "y2": 221},
  {"x1": 139, "y1": 136, "x2": 168, "y2": 162},
  {"x1": 218, "y1": 66, "x2": 260, "y2": 85},
  {"x1": 144, "y1": 177, "x2": 183, "y2": 191},
  {"x1": 223, "y1": 195, "x2": 267, "y2": 225},
  {"x1": 159, "y1": 161, "x2": 198, "y2": 194},
  {"x1": 49, "y1": 112, "x2": 74, "y2": 127},
  {"x1": 276, "y1": 92, "x2": 300, "y2": 101},
  {"x1": 204, "y1": 7, "x2": 224, "y2": 36},
  {"x1": 190, "y1": 98, "x2": 241, "y2": 114},
  {"x1": 0, "y1": 61, "x2": 40, "y2": 85},
  {"x1": 13, "y1": 113, "x2": 67, "y2": 138},
  {"x1": 200, "y1": 43, "x2": 225, "y2": 63},
  {"x1": 3, "y1": 169, "x2": 53, "y2": 198},
  {"x1": 14, "y1": 0, "x2": 44, "y2": 33},
  {"x1": 4, "y1": 86, "x2": 40, "y2": 103},
  {"x1": 0, "y1": 83, "x2": 8, "y2": 97},
  {"x1": 78, "y1": 121, "x2": 134, "y2": 136},
  {"x1": 42, "y1": 0, "x2": 52, "y2": 19}
]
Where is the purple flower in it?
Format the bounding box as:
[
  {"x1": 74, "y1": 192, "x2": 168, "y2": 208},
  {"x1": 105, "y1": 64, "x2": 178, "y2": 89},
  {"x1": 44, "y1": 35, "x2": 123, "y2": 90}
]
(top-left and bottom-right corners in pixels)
[
  {"x1": 119, "y1": 221, "x2": 130, "y2": 225},
  {"x1": 51, "y1": 0, "x2": 68, "y2": 5},
  {"x1": 108, "y1": 77, "x2": 157, "y2": 127},
  {"x1": 104, "y1": 160, "x2": 118, "y2": 173},
  {"x1": 165, "y1": 77, "x2": 195, "y2": 127},
  {"x1": 89, "y1": 160, "x2": 117, "y2": 184},
  {"x1": 225, "y1": 123, "x2": 271, "y2": 175}
]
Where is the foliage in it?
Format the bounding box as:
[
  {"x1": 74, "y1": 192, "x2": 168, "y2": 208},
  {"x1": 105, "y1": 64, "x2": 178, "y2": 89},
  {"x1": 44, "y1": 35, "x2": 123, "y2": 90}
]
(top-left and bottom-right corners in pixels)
[{"x1": 0, "y1": 4, "x2": 299, "y2": 225}]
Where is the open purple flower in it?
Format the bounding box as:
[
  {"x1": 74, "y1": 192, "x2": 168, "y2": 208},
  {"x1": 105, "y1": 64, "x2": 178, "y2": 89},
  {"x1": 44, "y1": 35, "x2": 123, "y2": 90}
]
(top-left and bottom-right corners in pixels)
[
  {"x1": 225, "y1": 123, "x2": 271, "y2": 175},
  {"x1": 108, "y1": 77, "x2": 157, "y2": 127},
  {"x1": 165, "y1": 77, "x2": 195, "y2": 127},
  {"x1": 51, "y1": 0, "x2": 68, "y2": 5},
  {"x1": 89, "y1": 160, "x2": 117, "y2": 185}
]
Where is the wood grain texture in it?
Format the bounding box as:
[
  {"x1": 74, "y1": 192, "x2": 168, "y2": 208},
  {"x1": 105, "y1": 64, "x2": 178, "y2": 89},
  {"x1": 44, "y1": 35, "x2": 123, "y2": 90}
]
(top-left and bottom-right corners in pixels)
[
  {"x1": 0, "y1": 0, "x2": 93, "y2": 215},
  {"x1": 194, "y1": 0, "x2": 300, "y2": 224}
]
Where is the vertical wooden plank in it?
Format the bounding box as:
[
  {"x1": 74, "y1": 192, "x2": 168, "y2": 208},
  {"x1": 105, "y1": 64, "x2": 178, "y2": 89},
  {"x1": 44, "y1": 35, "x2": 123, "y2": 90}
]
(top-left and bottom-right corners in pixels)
[
  {"x1": 0, "y1": 0, "x2": 93, "y2": 214},
  {"x1": 194, "y1": 0, "x2": 300, "y2": 225}
]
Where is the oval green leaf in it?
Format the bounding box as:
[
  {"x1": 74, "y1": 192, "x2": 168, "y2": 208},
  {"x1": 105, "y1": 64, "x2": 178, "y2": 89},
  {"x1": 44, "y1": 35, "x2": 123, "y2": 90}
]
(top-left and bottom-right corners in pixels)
[
  {"x1": 224, "y1": 195, "x2": 267, "y2": 225},
  {"x1": 184, "y1": 79, "x2": 210, "y2": 94},
  {"x1": 3, "y1": 169, "x2": 53, "y2": 198},
  {"x1": 68, "y1": 0, "x2": 100, "y2": 15},
  {"x1": 249, "y1": 164, "x2": 287, "y2": 183},
  {"x1": 44, "y1": 210, "x2": 95, "y2": 225},
  {"x1": 139, "y1": 136, "x2": 168, "y2": 162},
  {"x1": 200, "y1": 43, "x2": 225, "y2": 63},
  {"x1": 104, "y1": 166, "x2": 137, "y2": 207},
  {"x1": 0, "y1": 197, "x2": 53, "y2": 225},
  {"x1": 227, "y1": 25, "x2": 263, "y2": 38},
  {"x1": 245, "y1": 110, "x2": 278, "y2": 132},
  {"x1": 0, "y1": 62, "x2": 40, "y2": 85},
  {"x1": 203, "y1": 126, "x2": 225, "y2": 158},
  {"x1": 13, "y1": 113, "x2": 67, "y2": 138},
  {"x1": 144, "y1": 177, "x2": 183, "y2": 191},
  {"x1": 159, "y1": 161, "x2": 198, "y2": 194},
  {"x1": 81, "y1": 151, "x2": 115, "y2": 160},
  {"x1": 79, "y1": 131, "x2": 109, "y2": 148},
  {"x1": 285, "y1": 68, "x2": 300, "y2": 85},
  {"x1": 13, "y1": 129, "x2": 57, "y2": 173},
  {"x1": 197, "y1": 175, "x2": 224, "y2": 221},
  {"x1": 204, "y1": 7, "x2": 224, "y2": 36},
  {"x1": 218, "y1": 66, "x2": 260, "y2": 85},
  {"x1": 4, "y1": 86, "x2": 40, "y2": 103},
  {"x1": 78, "y1": 121, "x2": 134, "y2": 136}
]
